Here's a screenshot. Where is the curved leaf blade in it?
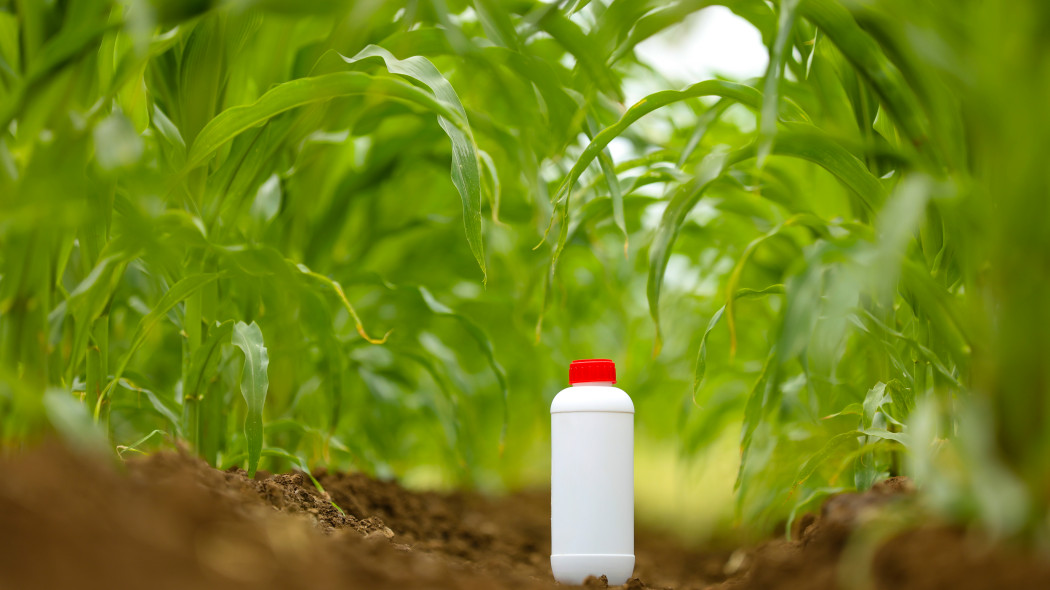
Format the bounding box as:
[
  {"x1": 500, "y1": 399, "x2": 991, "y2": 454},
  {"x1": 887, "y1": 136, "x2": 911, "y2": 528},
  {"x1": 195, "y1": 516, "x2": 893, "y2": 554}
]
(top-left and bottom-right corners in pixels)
[
  {"x1": 758, "y1": 0, "x2": 800, "y2": 165},
  {"x1": 233, "y1": 321, "x2": 269, "y2": 478},
  {"x1": 415, "y1": 286, "x2": 510, "y2": 453},
  {"x1": 800, "y1": 0, "x2": 933, "y2": 164},
  {"x1": 646, "y1": 150, "x2": 729, "y2": 354},
  {"x1": 101, "y1": 272, "x2": 225, "y2": 415},
  {"x1": 343, "y1": 45, "x2": 486, "y2": 281},
  {"x1": 185, "y1": 71, "x2": 466, "y2": 172}
]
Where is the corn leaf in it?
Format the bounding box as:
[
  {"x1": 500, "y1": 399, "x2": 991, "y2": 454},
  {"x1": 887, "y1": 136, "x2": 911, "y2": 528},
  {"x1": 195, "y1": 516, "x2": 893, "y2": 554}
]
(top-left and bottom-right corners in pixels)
[
  {"x1": 185, "y1": 320, "x2": 234, "y2": 463},
  {"x1": 102, "y1": 273, "x2": 225, "y2": 414},
  {"x1": 693, "y1": 285, "x2": 786, "y2": 400},
  {"x1": 758, "y1": 0, "x2": 800, "y2": 166},
  {"x1": 342, "y1": 45, "x2": 486, "y2": 280},
  {"x1": 185, "y1": 72, "x2": 467, "y2": 171},
  {"x1": 792, "y1": 430, "x2": 860, "y2": 492},
  {"x1": 800, "y1": 0, "x2": 932, "y2": 164},
  {"x1": 647, "y1": 151, "x2": 729, "y2": 353},
  {"x1": 232, "y1": 321, "x2": 269, "y2": 478},
  {"x1": 415, "y1": 286, "x2": 510, "y2": 453}
]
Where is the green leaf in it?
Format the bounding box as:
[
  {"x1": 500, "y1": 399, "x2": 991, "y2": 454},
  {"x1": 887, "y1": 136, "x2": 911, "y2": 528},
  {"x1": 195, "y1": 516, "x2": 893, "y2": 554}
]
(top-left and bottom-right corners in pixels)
[
  {"x1": 102, "y1": 273, "x2": 225, "y2": 415},
  {"x1": 66, "y1": 253, "x2": 131, "y2": 384},
  {"x1": 722, "y1": 215, "x2": 827, "y2": 357},
  {"x1": 738, "y1": 348, "x2": 779, "y2": 488},
  {"x1": 678, "y1": 99, "x2": 733, "y2": 168},
  {"x1": 587, "y1": 115, "x2": 627, "y2": 252},
  {"x1": 739, "y1": 125, "x2": 888, "y2": 214},
  {"x1": 823, "y1": 402, "x2": 863, "y2": 420},
  {"x1": 114, "y1": 376, "x2": 182, "y2": 436},
  {"x1": 296, "y1": 264, "x2": 390, "y2": 344},
  {"x1": 852, "y1": 310, "x2": 958, "y2": 387},
  {"x1": 473, "y1": 0, "x2": 521, "y2": 50},
  {"x1": 758, "y1": 0, "x2": 800, "y2": 166},
  {"x1": 233, "y1": 321, "x2": 270, "y2": 478},
  {"x1": 693, "y1": 285, "x2": 785, "y2": 400},
  {"x1": 343, "y1": 45, "x2": 486, "y2": 281},
  {"x1": 800, "y1": 0, "x2": 932, "y2": 164},
  {"x1": 185, "y1": 71, "x2": 468, "y2": 171},
  {"x1": 0, "y1": 15, "x2": 113, "y2": 131},
  {"x1": 116, "y1": 430, "x2": 169, "y2": 458},
  {"x1": 415, "y1": 286, "x2": 510, "y2": 453},
  {"x1": 647, "y1": 150, "x2": 729, "y2": 353},
  {"x1": 184, "y1": 320, "x2": 234, "y2": 462},
  {"x1": 862, "y1": 382, "x2": 891, "y2": 427},
  {"x1": 550, "y1": 80, "x2": 764, "y2": 229},
  {"x1": 537, "y1": 10, "x2": 622, "y2": 101},
  {"x1": 860, "y1": 427, "x2": 908, "y2": 445},
  {"x1": 786, "y1": 486, "x2": 845, "y2": 540},
  {"x1": 537, "y1": 80, "x2": 803, "y2": 337},
  {"x1": 792, "y1": 430, "x2": 860, "y2": 492},
  {"x1": 693, "y1": 306, "x2": 725, "y2": 400}
]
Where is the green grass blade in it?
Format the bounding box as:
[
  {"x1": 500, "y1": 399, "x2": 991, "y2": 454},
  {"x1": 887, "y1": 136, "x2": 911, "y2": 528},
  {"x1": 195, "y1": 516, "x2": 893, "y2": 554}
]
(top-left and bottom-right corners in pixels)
[
  {"x1": 114, "y1": 377, "x2": 182, "y2": 436},
  {"x1": 860, "y1": 427, "x2": 908, "y2": 445},
  {"x1": 678, "y1": 99, "x2": 732, "y2": 168},
  {"x1": 296, "y1": 264, "x2": 390, "y2": 344},
  {"x1": 722, "y1": 215, "x2": 827, "y2": 357},
  {"x1": 116, "y1": 429, "x2": 169, "y2": 458}
]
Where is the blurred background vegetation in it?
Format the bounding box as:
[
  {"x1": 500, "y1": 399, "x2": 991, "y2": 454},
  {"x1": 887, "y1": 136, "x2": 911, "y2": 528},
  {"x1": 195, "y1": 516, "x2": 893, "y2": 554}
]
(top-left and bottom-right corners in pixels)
[{"x1": 1, "y1": 0, "x2": 1048, "y2": 544}]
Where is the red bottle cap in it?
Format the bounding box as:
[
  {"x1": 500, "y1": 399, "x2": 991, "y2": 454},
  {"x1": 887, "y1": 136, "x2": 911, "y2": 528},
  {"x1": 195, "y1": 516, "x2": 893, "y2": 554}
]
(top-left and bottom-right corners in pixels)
[{"x1": 569, "y1": 359, "x2": 616, "y2": 384}]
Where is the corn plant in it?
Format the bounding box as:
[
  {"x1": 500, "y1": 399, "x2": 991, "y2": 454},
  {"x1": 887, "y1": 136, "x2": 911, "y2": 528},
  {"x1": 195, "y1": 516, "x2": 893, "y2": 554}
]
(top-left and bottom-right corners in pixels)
[
  {"x1": 541, "y1": 0, "x2": 1050, "y2": 536},
  {"x1": 0, "y1": 0, "x2": 1048, "y2": 539}
]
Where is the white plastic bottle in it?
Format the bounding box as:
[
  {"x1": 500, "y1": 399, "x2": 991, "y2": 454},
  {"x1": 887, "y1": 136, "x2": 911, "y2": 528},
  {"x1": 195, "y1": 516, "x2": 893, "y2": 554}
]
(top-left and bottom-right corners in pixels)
[{"x1": 550, "y1": 358, "x2": 634, "y2": 585}]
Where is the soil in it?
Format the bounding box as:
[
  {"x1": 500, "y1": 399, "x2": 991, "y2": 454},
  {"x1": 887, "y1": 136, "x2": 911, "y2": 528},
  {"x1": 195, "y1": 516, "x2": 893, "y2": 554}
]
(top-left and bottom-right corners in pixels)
[{"x1": 1, "y1": 445, "x2": 1048, "y2": 590}]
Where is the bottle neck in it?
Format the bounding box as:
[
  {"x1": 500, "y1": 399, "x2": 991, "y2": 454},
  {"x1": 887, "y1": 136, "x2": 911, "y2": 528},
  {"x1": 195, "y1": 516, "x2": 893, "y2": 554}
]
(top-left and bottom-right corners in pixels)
[{"x1": 571, "y1": 381, "x2": 614, "y2": 387}]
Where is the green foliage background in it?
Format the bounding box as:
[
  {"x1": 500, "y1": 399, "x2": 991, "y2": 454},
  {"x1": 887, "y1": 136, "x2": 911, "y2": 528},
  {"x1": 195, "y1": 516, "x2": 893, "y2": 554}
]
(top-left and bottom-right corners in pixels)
[{"x1": 1, "y1": 0, "x2": 1048, "y2": 539}]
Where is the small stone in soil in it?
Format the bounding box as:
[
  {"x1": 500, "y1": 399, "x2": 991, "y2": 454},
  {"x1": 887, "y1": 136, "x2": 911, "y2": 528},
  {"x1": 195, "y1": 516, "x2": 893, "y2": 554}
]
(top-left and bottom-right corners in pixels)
[{"x1": 582, "y1": 574, "x2": 608, "y2": 587}]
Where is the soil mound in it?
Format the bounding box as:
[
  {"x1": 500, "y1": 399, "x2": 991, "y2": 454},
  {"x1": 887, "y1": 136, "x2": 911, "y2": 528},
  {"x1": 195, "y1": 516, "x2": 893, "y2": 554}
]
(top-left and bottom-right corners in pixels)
[
  {"x1": 713, "y1": 477, "x2": 1050, "y2": 590},
  {"x1": 0, "y1": 445, "x2": 1047, "y2": 589},
  {"x1": 0, "y1": 445, "x2": 722, "y2": 589}
]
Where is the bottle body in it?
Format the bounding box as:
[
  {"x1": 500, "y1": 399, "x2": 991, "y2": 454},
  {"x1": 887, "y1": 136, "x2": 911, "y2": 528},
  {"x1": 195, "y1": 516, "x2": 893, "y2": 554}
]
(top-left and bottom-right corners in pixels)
[{"x1": 550, "y1": 383, "x2": 634, "y2": 585}]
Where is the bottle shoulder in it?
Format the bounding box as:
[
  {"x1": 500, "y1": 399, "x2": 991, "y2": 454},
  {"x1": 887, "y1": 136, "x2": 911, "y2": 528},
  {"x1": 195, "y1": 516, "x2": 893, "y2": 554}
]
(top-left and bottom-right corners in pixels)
[{"x1": 550, "y1": 385, "x2": 634, "y2": 414}]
